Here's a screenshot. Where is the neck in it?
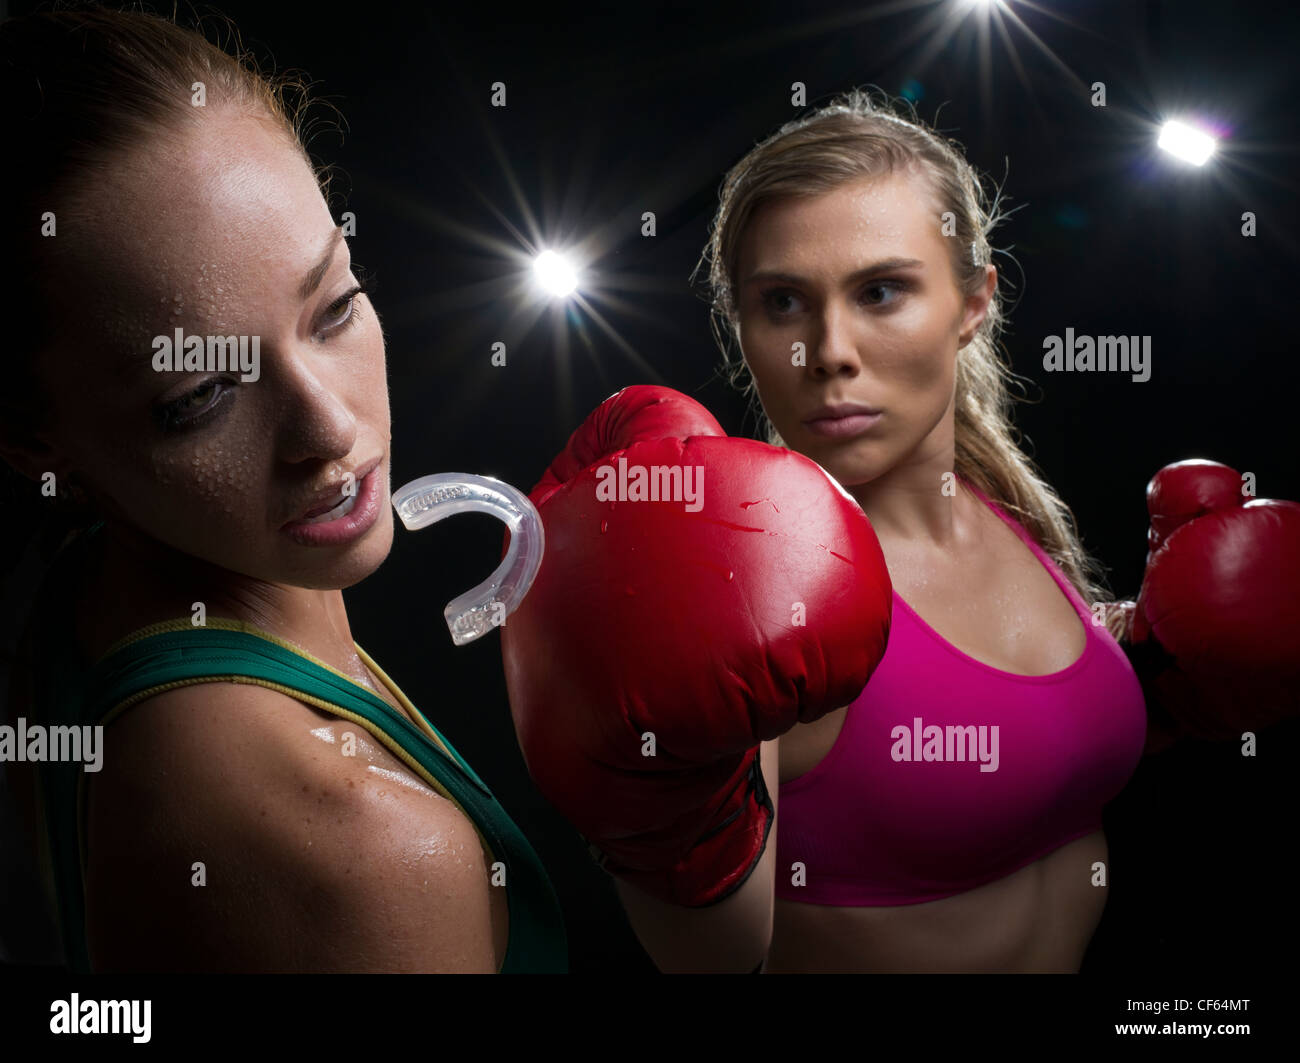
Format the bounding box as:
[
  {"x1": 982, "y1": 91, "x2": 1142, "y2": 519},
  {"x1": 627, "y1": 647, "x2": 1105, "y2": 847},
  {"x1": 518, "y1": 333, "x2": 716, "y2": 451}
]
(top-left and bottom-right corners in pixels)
[
  {"x1": 90, "y1": 518, "x2": 356, "y2": 664},
  {"x1": 844, "y1": 419, "x2": 969, "y2": 548}
]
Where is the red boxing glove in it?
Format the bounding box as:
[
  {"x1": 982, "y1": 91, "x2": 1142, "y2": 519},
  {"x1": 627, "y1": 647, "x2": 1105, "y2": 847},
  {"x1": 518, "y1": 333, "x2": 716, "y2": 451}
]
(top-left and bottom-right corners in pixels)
[
  {"x1": 1127, "y1": 459, "x2": 1300, "y2": 741},
  {"x1": 501, "y1": 386, "x2": 892, "y2": 907}
]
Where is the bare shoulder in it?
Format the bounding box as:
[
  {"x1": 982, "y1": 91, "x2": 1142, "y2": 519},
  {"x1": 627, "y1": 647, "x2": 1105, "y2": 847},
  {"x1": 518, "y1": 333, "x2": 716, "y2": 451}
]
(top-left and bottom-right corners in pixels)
[{"x1": 83, "y1": 680, "x2": 497, "y2": 972}]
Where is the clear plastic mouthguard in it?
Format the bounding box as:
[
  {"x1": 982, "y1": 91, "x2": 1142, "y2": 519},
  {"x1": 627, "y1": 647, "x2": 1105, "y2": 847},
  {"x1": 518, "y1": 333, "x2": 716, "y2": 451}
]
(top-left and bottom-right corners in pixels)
[{"x1": 390, "y1": 473, "x2": 544, "y2": 646}]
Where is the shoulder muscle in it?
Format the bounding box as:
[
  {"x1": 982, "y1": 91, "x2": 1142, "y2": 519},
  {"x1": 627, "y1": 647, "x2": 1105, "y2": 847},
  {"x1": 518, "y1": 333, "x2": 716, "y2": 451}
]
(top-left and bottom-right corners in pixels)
[{"x1": 83, "y1": 680, "x2": 497, "y2": 972}]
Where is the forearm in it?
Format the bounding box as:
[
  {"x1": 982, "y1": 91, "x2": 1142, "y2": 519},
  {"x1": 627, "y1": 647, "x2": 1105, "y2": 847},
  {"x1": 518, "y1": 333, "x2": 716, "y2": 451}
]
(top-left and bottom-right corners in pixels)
[
  {"x1": 612, "y1": 738, "x2": 778, "y2": 973},
  {"x1": 1099, "y1": 599, "x2": 1134, "y2": 644}
]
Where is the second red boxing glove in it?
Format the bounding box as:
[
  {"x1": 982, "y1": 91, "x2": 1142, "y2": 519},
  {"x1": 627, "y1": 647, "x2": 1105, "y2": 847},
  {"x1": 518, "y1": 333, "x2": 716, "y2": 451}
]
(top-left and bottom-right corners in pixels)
[{"x1": 1127, "y1": 459, "x2": 1300, "y2": 741}]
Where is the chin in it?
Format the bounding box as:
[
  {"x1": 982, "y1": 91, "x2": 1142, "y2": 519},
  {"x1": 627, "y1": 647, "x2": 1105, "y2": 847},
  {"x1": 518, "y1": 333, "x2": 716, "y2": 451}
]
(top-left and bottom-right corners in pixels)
[
  {"x1": 821, "y1": 450, "x2": 893, "y2": 491},
  {"x1": 827, "y1": 467, "x2": 875, "y2": 491}
]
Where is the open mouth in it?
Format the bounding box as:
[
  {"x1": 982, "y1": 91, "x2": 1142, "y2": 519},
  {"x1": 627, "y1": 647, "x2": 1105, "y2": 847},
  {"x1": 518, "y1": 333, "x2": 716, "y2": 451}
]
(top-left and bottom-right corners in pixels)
[{"x1": 295, "y1": 491, "x2": 359, "y2": 525}]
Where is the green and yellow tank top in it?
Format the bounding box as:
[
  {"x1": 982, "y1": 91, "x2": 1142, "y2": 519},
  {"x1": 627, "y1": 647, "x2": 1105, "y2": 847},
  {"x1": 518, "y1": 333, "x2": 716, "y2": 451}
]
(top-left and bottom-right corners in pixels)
[{"x1": 28, "y1": 522, "x2": 568, "y2": 973}]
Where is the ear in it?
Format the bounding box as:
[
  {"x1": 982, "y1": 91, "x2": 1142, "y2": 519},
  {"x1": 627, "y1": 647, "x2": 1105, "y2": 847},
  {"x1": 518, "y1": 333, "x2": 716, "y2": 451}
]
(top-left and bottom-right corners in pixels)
[
  {"x1": 0, "y1": 420, "x2": 70, "y2": 488},
  {"x1": 957, "y1": 265, "x2": 997, "y2": 349}
]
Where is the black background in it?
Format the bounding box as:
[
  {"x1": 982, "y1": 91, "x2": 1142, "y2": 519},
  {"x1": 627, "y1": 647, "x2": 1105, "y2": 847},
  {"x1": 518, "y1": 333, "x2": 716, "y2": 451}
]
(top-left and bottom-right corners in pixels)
[{"x1": 2, "y1": 0, "x2": 1297, "y2": 976}]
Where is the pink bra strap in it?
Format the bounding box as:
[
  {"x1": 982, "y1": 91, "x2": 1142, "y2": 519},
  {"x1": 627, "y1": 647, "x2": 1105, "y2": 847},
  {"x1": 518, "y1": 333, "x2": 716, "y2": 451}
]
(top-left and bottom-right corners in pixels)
[{"x1": 960, "y1": 477, "x2": 1095, "y2": 618}]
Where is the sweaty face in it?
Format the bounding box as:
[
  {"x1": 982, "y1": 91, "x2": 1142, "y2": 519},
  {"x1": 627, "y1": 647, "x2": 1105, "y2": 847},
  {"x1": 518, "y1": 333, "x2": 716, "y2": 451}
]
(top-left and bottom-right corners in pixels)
[
  {"x1": 734, "y1": 171, "x2": 991, "y2": 489},
  {"x1": 38, "y1": 106, "x2": 393, "y2": 590}
]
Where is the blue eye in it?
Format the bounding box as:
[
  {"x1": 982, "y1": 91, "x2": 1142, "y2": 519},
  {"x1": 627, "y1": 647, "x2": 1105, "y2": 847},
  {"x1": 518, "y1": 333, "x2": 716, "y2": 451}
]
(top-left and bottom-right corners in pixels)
[
  {"x1": 761, "y1": 289, "x2": 804, "y2": 315},
  {"x1": 861, "y1": 281, "x2": 905, "y2": 306},
  {"x1": 760, "y1": 280, "x2": 908, "y2": 318}
]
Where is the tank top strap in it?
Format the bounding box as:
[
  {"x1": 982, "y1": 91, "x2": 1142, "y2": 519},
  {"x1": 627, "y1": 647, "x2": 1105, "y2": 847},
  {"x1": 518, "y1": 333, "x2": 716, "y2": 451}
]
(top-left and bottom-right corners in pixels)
[{"x1": 82, "y1": 618, "x2": 494, "y2": 799}]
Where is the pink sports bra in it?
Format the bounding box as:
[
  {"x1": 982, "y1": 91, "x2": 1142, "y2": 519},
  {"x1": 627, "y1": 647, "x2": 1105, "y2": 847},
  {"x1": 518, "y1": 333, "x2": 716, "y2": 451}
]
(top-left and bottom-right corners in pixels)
[{"x1": 773, "y1": 482, "x2": 1148, "y2": 906}]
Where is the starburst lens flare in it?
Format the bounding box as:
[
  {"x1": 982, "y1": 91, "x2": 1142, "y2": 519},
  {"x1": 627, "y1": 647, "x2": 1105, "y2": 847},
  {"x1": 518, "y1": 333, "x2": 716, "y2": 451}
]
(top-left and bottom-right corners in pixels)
[
  {"x1": 1157, "y1": 120, "x2": 1217, "y2": 166},
  {"x1": 533, "y1": 249, "x2": 578, "y2": 297}
]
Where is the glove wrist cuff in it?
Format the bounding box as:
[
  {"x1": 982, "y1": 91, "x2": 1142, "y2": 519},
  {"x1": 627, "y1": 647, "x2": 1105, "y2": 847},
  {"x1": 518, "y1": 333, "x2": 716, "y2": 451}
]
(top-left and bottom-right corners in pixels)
[{"x1": 588, "y1": 751, "x2": 774, "y2": 908}]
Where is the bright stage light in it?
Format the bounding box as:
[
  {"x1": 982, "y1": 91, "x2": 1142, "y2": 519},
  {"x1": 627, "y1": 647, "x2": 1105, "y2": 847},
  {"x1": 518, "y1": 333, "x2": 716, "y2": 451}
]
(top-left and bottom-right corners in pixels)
[
  {"x1": 1157, "y1": 120, "x2": 1217, "y2": 166},
  {"x1": 533, "y1": 249, "x2": 578, "y2": 297}
]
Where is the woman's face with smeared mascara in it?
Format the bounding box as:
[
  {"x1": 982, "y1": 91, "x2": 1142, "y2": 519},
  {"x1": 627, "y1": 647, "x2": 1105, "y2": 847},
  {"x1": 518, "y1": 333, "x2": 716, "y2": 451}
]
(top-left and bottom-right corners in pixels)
[
  {"x1": 36, "y1": 107, "x2": 394, "y2": 589},
  {"x1": 733, "y1": 172, "x2": 993, "y2": 489}
]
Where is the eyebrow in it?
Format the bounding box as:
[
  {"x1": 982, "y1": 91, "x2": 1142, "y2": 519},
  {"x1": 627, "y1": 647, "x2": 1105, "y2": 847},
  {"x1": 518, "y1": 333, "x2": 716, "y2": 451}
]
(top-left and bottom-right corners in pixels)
[
  {"x1": 743, "y1": 257, "x2": 925, "y2": 286},
  {"x1": 300, "y1": 226, "x2": 346, "y2": 301}
]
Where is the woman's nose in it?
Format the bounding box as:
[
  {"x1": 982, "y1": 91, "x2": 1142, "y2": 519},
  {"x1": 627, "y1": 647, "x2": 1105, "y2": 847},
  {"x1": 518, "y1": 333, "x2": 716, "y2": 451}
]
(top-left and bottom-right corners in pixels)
[
  {"x1": 272, "y1": 351, "x2": 358, "y2": 465},
  {"x1": 809, "y1": 302, "x2": 861, "y2": 377}
]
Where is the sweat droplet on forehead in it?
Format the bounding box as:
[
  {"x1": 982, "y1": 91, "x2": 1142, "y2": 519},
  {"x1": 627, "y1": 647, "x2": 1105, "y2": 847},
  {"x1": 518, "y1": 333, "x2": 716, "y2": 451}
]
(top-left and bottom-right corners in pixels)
[{"x1": 183, "y1": 260, "x2": 240, "y2": 329}]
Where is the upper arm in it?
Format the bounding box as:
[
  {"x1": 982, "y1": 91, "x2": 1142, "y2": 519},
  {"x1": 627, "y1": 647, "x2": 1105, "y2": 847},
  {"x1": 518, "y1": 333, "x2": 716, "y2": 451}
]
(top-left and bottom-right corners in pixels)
[
  {"x1": 612, "y1": 738, "x2": 779, "y2": 973},
  {"x1": 83, "y1": 680, "x2": 497, "y2": 972},
  {"x1": 2, "y1": 609, "x2": 62, "y2": 958},
  {"x1": 3, "y1": 613, "x2": 43, "y2": 865}
]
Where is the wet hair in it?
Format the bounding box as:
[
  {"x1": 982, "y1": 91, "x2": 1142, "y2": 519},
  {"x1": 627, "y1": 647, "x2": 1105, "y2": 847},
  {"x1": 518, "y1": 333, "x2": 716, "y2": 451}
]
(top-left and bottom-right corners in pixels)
[
  {"x1": 0, "y1": 2, "x2": 339, "y2": 581},
  {"x1": 696, "y1": 87, "x2": 1110, "y2": 605}
]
